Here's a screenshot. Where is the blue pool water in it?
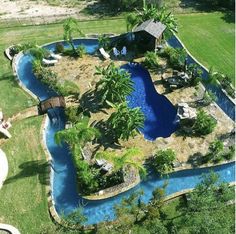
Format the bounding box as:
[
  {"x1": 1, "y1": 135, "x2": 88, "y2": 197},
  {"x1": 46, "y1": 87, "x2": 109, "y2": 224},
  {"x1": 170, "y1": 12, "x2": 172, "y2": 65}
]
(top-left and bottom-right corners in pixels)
[
  {"x1": 15, "y1": 38, "x2": 235, "y2": 225},
  {"x1": 124, "y1": 63, "x2": 178, "y2": 140}
]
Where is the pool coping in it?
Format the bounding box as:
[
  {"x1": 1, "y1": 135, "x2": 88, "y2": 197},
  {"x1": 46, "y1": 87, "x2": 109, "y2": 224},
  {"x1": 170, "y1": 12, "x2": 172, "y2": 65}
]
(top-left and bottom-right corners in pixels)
[
  {"x1": 12, "y1": 37, "x2": 236, "y2": 228},
  {"x1": 172, "y1": 33, "x2": 235, "y2": 105}
]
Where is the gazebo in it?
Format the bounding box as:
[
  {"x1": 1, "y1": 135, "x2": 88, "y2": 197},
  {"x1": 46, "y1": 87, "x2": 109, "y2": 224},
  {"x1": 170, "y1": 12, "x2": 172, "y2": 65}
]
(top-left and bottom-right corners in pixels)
[{"x1": 133, "y1": 19, "x2": 166, "y2": 52}]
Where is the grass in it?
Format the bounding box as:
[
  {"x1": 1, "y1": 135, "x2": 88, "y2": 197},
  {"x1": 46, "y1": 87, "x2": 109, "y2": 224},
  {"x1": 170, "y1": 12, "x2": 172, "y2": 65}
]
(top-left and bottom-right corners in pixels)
[
  {"x1": 0, "y1": 117, "x2": 54, "y2": 233},
  {"x1": 177, "y1": 12, "x2": 235, "y2": 84}
]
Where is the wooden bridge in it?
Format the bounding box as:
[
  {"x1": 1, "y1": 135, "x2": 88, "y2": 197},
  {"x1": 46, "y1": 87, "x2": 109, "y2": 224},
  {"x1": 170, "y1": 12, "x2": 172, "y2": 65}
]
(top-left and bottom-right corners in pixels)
[{"x1": 39, "y1": 96, "x2": 65, "y2": 114}]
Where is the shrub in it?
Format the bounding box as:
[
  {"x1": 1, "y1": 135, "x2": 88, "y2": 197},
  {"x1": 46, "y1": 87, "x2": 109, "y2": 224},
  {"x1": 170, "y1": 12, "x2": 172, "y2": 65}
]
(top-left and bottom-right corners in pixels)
[
  {"x1": 152, "y1": 149, "x2": 176, "y2": 176},
  {"x1": 65, "y1": 107, "x2": 81, "y2": 124},
  {"x1": 98, "y1": 34, "x2": 111, "y2": 50},
  {"x1": 161, "y1": 47, "x2": 187, "y2": 70},
  {"x1": 208, "y1": 140, "x2": 224, "y2": 163},
  {"x1": 192, "y1": 109, "x2": 217, "y2": 136},
  {"x1": 76, "y1": 44, "x2": 86, "y2": 58},
  {"x1": 143, "y1": 51, "x2": 159, "y2": 69},
  {"x1": 223, "y1": 146, "x2": 235, "y2": 160},
  {"x1": 55, "y1": 42, "x2": 64, "y2": 53}
]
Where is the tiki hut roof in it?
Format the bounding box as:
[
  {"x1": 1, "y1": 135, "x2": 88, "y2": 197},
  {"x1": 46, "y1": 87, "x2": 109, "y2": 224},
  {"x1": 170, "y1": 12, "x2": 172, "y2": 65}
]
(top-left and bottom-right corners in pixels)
[{"x1": 133, "y1": 19, "x2": 166, "y2": 38}]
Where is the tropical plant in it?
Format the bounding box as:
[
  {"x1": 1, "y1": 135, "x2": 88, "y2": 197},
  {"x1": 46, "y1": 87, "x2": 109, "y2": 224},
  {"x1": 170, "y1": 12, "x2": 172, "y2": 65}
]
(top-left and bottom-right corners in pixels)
[
  {"x1": 55, "y1": 42, "x2": 64, "y2": 53},
  {"x1": 76, "y1": 44, "x2": 86, "y2": 58},
  {"x1": 94, "y1": 62, "x2": 134, "y2": 105},
  {"x1": 202, "y1": 67, "x2": 219, "y2": 94},
  {"x1": 208, "y1": 140, "x2": 224, "y2": 163},
  {"x1": 143, "y1": 51, "x2": 159, "y2": 69},
  {"x1": 107, "y1": 101, "x2": 145, "y2": 142},
  {"x1": 187, "y1": 63, "x2": 203, "y2": 86},
  {"x1": 96, "y1": 147, "x2": 146, "y2": 176},
  {"x1": 65, "y1": 106, "x2": 81, "y2": 124},
  {"x1": 152, "y1": 149, "x2": 176, "y2": 175},
  {"x1": 98, "y1": 34, "x2": 111, "y2": 50},
  {"x1": 55, "y1": 117, "x2": 100, "y2": 156},
  {"x1": 28, "y1": 46, "x2": 50, "y2": 60},
  {"x1": 163, "y1": 47, "x2": 187, "y2": 70},
  {"x1": 126, "y1": 4, "x2": 177, "y2": 37},
  {"x1": 192, "y1": 109, "x2": 217, "y2": 136},
  {"x1": 63, "y1": 17, "x2": 84, "y2": 56}
]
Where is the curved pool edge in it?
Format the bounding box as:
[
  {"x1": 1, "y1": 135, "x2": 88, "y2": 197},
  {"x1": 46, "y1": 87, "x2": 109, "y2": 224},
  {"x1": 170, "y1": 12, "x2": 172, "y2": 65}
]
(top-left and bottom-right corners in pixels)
[
  {"x1": 12, "y1": 37, "x2": 235, "y2": 227},
  {"x1": 12, "y1": 52, "x2": 39, "y2": 101},
  {"x1": 168, "y1": 34, "x2": 235, "y2": 118}
]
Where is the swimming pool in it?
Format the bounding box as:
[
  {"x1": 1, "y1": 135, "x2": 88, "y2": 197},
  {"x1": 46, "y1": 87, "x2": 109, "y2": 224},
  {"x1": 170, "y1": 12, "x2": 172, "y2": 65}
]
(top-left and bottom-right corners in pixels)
[
  {"x1": 15, "y1": 38, "x2": 235, "y2": 225},
  {"x1": 124, "y1": 63, "x2": 178, "y2": 141}
]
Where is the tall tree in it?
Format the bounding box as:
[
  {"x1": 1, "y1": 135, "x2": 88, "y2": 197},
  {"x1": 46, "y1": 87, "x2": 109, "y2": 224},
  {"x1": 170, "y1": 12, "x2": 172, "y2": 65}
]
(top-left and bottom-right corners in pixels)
[
  {"x1": 55, "y1": 117, "x2": 100, "y2": 156},
  {"x1": 178, "y1": 172, "x2": 234, "y2": 234},
  {"x1": 63, "y1": 17, "x2": 84, "y2": 55},
  {"x1": 126, "y1": 4, "x2": 177, "y2": 36}
]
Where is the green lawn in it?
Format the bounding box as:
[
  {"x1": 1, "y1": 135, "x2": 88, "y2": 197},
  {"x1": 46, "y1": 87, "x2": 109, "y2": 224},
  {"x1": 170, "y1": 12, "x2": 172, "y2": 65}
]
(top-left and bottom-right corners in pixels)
[
  {"x1": 0, "y1": 117, "x2": 55, "y2": 233},
  {"x1": 177, "y1": 12, "x2": 235, "y2": 84}
]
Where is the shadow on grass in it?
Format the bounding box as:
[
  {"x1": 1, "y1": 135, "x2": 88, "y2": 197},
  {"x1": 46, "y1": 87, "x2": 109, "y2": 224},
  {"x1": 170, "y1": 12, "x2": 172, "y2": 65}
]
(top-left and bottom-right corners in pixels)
[
  {"x1": 4, "y1": 160, "x2": 50, "y2": 185},
  {"x1": 0, "y1": 73, "x2": 19, "y2": 88}
]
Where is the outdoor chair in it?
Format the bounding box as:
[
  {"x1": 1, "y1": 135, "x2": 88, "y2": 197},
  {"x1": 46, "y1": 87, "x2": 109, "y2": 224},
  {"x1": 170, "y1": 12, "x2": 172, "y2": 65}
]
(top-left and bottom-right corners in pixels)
[
  {"x1": 50, "y1": 52, "x2": 62, "y2": 60},
  {"x1": 42, "y1": 58, "x2": 58, "y2": 65},
  {"x1": 121, "y1": 46, "x2": 127, "y2": 56},
  {"x1": 113, "y1": 47, "x2": 120, "y2": 57},
  {"x1": 99, "y1": 48, "x2": 110, "y2": 60}
]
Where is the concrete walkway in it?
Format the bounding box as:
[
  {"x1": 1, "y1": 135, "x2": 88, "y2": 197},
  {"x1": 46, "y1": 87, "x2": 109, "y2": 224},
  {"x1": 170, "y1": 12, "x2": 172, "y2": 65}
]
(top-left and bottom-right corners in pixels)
[
  {"x1": 0, "y1": 224, "x2": 21, "y2": 234},
  {"x1": 0, "y1": 148, "x2": 8, "y2": 189}
]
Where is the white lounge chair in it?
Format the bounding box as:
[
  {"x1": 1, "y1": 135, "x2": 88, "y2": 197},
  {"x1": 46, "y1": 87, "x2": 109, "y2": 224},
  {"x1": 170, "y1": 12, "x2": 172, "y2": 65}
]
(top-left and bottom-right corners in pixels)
[
  {"x1": 50, "y1": 52, "x2": 62, "y2": 60},
  {"x1": 113, "y1": 47, "x2": 120, "y2": 57},
  {"x1": 101, "y1": 163, "x2": 113, "y2": 172},
  {"x1": 95, "y1": 159, "x2": 107, "y2": 166},
  {"x1": 42, "y1": 58, "x2": 58, "y2": 65},
  {"x1": 121, "y1": 46, "x2": 127, "y2": 56},
  {"x1": 99, "y1": 48, "x2": 110, "y2": 60}
]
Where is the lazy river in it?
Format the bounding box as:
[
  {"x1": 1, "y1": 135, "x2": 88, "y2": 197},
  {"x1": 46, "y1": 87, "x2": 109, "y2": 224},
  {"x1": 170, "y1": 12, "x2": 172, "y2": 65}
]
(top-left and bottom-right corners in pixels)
[{"x1": 15, "y1": 38, "x2": 235, "y2": 225}]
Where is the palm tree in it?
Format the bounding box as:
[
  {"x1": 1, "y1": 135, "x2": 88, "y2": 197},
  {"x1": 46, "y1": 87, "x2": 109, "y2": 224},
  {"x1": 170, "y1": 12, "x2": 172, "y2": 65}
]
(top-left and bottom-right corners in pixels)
[
  {"x1": 95, "y1": 62, "x2": 134, "y2": 105},
  {"x1": 126, "y1": 4, "x2": 177, "y2": 37},
  {"x1": 28, "y1": 46, "x2": 50, "y2": 60},
  {"x1": 107, "y1": 101, "x2": 145, "y2": 142},
  {"x1": 63, "y1": 17, "x2": 84, "y2": 55},
  {"x1": 96, "y1": 147, "x2": 146, "y2": 176},
  {"x1": 55, "y1": 117, "x2": 100, "y2": 156}
]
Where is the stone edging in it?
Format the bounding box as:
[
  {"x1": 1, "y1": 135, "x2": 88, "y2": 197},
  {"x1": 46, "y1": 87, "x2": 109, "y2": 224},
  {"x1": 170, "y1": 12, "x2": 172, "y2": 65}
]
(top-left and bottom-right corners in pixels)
[
  {"x1": 173, "y1": 34, "x2": 235, "y2": 105},
  {"x1": 84, "y1": 168, "x2": 140, "y2": 200},
  {"x1": 12, "y1": 52, "x2": 39, "y2": 101}
]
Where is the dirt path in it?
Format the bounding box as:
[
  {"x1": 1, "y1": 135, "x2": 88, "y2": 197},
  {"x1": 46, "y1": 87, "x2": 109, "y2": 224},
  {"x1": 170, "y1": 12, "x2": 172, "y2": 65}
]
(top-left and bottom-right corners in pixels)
[{"x1": 0, "y1": 0, "x2": 96, "y2": 21}]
